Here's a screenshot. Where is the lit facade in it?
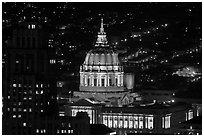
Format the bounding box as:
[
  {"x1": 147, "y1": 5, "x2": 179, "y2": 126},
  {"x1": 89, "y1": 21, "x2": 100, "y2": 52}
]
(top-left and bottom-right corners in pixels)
[
  {"x1": 75, "y1": 18, "x2": 126, "y2": 100},
  {"x1": 65, "y1": 98, "x2": 194, "y2": 135}
]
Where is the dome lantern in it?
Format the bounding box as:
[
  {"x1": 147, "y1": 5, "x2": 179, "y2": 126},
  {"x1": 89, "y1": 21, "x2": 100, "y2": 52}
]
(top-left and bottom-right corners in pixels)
[{"x1": 95, "y1": 18, "x2": 109, "y2": 47}]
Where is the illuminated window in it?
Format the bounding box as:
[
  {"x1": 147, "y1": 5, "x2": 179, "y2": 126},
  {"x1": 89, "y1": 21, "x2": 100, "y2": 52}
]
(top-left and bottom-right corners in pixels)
[
  {"x1": 108, "y1": 115, "x2": 112, "y2": 128},
  {"x1": 124, "y1": 116, "x2": 128, "y2": 128},
  {"x1": 57, "y1": 82, "x2": 63, "y2": 87},
  {"x1": 162, "y1": 114, "x2": 171, "y2": 129},
  {"x1": 18, "y1": 115, "x2": 21, "y2": 118},
  {"x1": 129, "y1": 116, "x2": 133, "y2": 128},
  {"x1": 113, "y1": 116, "x2": 118, "y2": 128},
  {"x1": 139, "y1": 116, "x2": 143, "y2": 129},
  {"x1": 13, "y1": 115, "x2": 16, "y2": 118},
  {"x1": 188, "y1": 110, "x2": 193, "y2": 120},
  {"x1": 23, "y1": 123, "x2": 26, "y2": 127},
  {"x1": 145, "y1": 116, "x2": 154, "y2": 129},
  {"x1": 103, "y1": 115, "x2": 108, "y2": 126},
  {"x1": 13, "y1": 84, "x2": 17, "y2": 87},
  {"x1": 32, "y1": 24, "x2": 35, "y2": 29},
  {"x1": 50, "y1": 59, "x2": 56, "y2": 64},
  {"x1": 119, "y1": 116, "x2": 123, "y2": 128},
  {"x1": 134, "y1": 116, "x2": 138, "y2": 129}
]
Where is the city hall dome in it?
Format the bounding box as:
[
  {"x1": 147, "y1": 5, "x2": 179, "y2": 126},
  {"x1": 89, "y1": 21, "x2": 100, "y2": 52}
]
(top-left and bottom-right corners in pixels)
[
  {"x1": 76, "y1": 18, "x2": 125, "y2": 100},
  {"x1": 84, "y1": 47, "x2": 120, "y2": 66}
]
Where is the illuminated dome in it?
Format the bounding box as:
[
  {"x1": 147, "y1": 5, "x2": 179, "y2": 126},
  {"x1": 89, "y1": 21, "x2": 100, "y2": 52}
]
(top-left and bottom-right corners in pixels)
[
  {"x1": 84, "y1": 48, "x2": 120, "y2": 67},
  {"x1": 75, "y1": 18, "x2": 125, "y2": 100}
]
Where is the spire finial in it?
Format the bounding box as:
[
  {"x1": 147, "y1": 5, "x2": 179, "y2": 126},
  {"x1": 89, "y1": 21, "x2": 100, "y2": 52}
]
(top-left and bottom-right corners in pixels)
[
  {"x1": 95, "y1": 18, "x2": 108, "y2": 47},
  {"x1": 101, "y1": 18, "x2": 103, "y2": 29},
  {"x1": 100, "y1": 18, "x2": 104, "y2": 33}
]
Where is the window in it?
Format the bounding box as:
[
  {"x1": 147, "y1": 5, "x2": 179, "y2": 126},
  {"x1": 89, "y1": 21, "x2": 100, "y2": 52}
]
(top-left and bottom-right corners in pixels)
[
  {"x1": 23, "y1": 123, "x2": 26, "y2": 127},
  {"x1": 32, "y1": 24, "x2": 35, "y2": 29},
  {"x1": 87, "y1": 78, "x2": 90, "y2": 86},
  {"x1": 145, "y1": 116, "x2": 154, "y2": 129},
  {"x1": 139, "y1": 116, "x2": 143, "y2": 129},
  {"x1": 124, "y1": 116, "x2": 128, "y2": 128},
  {"x1": 188, "y1": 110, "x2": 193, "y2": 120},
  {"x1": 13, "y1": 84, "x2": 17, "y2": 87},
  {"x1": 119, "y1": 116, "x2": 123, "y2": 128},
  {"x1": 108, "y1": 116, "x2": 112, "y2": 128},
  {"x1": 109, "y1": 78, "x2": 112, "y2": 86},
  {"x1": 133, "y1": 116, "x2": 138, "y2": 129},
  {"x1": 113, "y1": 116, "x2": 118, "y2": 128},
  {"x1": 94, "y1": 78, "x2": 97, "y2": 86},
  {"x1": 129, "y1": 116, "x2": 133, "y2": 128},
  {"x1": 162, "y1": 115, "x2": 171, "y2": 129},
  {"x1": 101, "y1": 78, "x2": 105, "y2": 86},
  {"x1": 50, "y1": 59, "x2": 56, "y2": 64},
  {"x1": 103, "y1": 115, "x2": 108, "y2": 126},
  {"x1": 115, "y1": 78, "x2": 118, "y2": 86}
]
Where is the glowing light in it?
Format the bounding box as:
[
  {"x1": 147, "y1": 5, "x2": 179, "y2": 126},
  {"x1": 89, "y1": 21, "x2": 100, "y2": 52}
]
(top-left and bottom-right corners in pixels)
[{"x1": 172, "y1": 100, "x2": 175, "y2": 103}]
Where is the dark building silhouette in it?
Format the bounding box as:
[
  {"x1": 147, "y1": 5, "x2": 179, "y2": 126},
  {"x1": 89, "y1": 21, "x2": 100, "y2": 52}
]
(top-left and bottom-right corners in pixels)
[{"x1": 2, "y1": 22, "x2": 57, "y2": 134}]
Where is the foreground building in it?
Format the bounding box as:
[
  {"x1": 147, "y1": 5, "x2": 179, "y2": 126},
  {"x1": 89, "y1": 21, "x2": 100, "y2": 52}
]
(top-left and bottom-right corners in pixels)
[
  {"x1": 2, "y1": 22, "x2": 58, "y2": 134},
  {"x1": 2, "y1": 22, "x2": 92, "y2": 135}
]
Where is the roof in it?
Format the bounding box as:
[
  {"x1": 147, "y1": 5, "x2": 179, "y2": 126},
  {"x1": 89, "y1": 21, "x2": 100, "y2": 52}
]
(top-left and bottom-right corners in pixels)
[{"x1": 69, "y1": 98, "x2": 103, "y2": 106}]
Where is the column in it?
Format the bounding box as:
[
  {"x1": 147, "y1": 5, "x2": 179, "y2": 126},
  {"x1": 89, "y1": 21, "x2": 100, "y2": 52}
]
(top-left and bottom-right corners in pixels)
[
  {"x1": 104, "y1": 75, "x2": 107, "y2": 87},
  {"x1": 118, "y1": 74, "x2": 120, "y2": 86},
  {"x1": 84, "y1": 75, "x2": 87, "y2": 86},
  {"x1": 91, "y1": 75, "x2": 94, "y2": 86},
  {"x1": 80, "y1": 74, "x2": 83, "y2": 86},
  {"x1": 98, "y1": 74, "x2": 100, "y2": 86},
  {"x1": 121, "y1": 74, "x2": 124, "y2": 86}
]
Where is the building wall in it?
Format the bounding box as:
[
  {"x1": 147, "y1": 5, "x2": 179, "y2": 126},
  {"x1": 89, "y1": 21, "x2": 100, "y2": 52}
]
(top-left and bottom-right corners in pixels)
[
  {"x1": 65, "y1": 103, "x2": 193, "y2": 135},
  {"x1": 2, "y1": 22, "x2": 57, "y2": 134}
]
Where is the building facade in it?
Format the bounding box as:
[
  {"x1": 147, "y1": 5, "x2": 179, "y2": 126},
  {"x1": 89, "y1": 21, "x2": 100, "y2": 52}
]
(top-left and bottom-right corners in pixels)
[
  {"x1": 2, "y1": 22, "x2": 57, "y2": 134},
  {"x1": 65, "y1": 98, "x2": 194, "y2": 135}
]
